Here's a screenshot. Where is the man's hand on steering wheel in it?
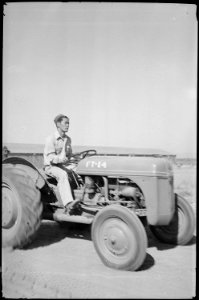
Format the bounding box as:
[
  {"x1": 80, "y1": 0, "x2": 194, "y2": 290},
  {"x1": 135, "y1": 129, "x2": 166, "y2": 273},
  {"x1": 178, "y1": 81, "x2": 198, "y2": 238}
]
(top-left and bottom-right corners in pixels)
[{"x1": 69, "y1": 149, "x2": 97, "y2": 163}]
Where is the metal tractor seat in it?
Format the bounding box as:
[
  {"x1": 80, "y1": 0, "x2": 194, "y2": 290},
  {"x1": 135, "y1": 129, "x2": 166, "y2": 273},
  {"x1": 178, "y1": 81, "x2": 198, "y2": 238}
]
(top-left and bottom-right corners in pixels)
[{"x1": 39, "y1": 168, "x2": 58, "y2": 185}]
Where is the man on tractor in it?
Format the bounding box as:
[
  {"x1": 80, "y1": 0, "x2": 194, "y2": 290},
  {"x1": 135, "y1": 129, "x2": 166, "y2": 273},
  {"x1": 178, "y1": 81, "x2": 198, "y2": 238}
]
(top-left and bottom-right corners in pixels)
[{"x1": 43, "y1": 114, "x2": 75, "y2": 213}]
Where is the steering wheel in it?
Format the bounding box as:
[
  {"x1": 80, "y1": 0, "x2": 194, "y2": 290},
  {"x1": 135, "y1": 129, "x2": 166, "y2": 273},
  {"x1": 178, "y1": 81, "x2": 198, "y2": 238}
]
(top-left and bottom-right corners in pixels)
[{"x1": 69, "y1": 149, "x2": 97, "y2": 163}]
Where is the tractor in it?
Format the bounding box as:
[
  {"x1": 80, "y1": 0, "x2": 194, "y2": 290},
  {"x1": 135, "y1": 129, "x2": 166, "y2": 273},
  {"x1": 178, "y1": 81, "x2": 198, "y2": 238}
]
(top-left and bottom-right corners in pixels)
[{"x1": 2, "y1": 149, "x2": 195, "y2": 271}]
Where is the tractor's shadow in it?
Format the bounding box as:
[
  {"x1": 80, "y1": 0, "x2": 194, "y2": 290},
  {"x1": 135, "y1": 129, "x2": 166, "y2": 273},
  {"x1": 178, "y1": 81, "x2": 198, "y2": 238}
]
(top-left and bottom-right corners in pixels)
[
  {"x1": 145, "y1": 224, "x2": 196, "y2": 250},
  {"x1": 25, "y1": 220, "x2": 92, "y2": 249},
  {"x1": 25, "y1": 220, "x2": 196, "y2": 272}
]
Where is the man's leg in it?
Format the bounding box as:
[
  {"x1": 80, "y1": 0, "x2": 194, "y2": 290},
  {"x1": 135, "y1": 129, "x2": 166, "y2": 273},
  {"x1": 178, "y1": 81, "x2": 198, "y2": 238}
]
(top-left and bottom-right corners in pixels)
[
  {"x1": 45, "y1": 166, "x2": 74, "y2": 206},
  {"x1": 61, "y1": 164, "x2": 84, "y2": 187}
]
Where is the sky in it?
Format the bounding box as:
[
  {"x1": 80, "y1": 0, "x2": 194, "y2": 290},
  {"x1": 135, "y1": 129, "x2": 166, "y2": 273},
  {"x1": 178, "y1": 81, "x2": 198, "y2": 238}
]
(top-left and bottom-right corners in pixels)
[{"x1": 3, "y1": 3, "x2": 197, "y2": 157}]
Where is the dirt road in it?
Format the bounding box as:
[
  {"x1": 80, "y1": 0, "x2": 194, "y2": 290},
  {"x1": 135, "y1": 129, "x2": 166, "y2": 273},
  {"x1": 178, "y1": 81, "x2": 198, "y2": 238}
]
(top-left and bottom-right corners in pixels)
[{"x1": 2, "y1": 212, "x2": 196, "y2": 299}]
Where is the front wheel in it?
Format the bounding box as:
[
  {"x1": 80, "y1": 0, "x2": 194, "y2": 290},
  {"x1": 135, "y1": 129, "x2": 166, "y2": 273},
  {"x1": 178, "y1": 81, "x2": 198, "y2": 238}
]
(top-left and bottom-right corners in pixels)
[
  {"x1": 149, "y1": 194, "x2": 195, "y2": 245},
  {"x1": 91, "y1": 205, "x2": 147, "y2": 271}
]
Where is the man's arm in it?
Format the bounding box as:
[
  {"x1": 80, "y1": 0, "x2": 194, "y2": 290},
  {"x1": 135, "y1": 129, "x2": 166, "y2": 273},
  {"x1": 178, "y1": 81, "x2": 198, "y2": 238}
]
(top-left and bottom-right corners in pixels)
[{"x1": 44, "y1": 136, "x2": 67, "y2": 164}]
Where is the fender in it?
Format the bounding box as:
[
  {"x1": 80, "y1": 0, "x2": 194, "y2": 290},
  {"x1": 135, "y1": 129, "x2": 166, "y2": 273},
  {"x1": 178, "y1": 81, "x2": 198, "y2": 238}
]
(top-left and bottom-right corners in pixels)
[{"x1": 3, "y1": 157, "x2": 46, "y2": 190}]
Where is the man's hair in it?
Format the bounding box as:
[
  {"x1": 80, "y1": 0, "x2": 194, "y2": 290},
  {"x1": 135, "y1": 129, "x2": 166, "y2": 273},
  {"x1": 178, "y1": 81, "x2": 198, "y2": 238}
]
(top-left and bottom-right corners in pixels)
[{"x1": 54, "y1": 114, "x2": 69, "y2": 125}]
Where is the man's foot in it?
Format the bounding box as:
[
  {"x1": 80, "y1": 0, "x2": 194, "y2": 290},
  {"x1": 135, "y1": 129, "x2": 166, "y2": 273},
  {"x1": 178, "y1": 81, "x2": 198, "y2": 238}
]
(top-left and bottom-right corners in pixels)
[{"x1": 64, "y1": 201, "x2": 74, "y2": 215}]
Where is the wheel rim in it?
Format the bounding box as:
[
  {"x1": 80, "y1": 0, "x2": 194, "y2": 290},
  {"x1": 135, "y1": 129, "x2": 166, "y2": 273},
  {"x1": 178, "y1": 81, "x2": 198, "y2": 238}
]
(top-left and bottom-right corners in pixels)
[
  {"x1": 97, "y1": 217, "x2": 137, "y2": 262},
  {"x1": 2, "y1": 183, "x2": 18, "y2": 229},
  {"x1": 178, "y1": 206, "x2": 186, "y2": 234}
]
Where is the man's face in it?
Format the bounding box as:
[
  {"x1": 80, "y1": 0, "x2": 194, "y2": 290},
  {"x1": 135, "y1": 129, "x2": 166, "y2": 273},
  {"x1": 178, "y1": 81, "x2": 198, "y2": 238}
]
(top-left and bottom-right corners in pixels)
[{"x1": 57, "y1": 117, "x2": 69, "y2": 132}]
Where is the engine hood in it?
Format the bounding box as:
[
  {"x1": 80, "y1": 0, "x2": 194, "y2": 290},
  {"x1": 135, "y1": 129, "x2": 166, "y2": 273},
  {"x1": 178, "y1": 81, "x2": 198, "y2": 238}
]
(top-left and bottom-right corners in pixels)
[{"x1": 76, "y1": 155, "x2": 173, "y2": 177}]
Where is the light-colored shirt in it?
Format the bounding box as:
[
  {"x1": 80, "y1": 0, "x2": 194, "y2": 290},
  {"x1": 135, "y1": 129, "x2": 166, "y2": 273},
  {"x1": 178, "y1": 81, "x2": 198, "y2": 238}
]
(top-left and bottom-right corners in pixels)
[{"x1": 44, "y1": 130, "x2": 72, "y2": 166}]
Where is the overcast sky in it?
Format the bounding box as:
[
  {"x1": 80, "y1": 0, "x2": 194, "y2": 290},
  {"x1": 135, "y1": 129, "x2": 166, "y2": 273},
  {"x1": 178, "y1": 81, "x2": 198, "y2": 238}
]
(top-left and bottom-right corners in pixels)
[{"x1": 3, "y1": 3, "x2": 197, "y2": 156}]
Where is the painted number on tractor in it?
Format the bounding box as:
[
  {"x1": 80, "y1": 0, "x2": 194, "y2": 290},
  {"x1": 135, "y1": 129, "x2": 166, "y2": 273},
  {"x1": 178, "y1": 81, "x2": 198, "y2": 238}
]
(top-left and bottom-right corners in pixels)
[{"x1": 86, "y1": 160, "x2": 107, "y2": 168}]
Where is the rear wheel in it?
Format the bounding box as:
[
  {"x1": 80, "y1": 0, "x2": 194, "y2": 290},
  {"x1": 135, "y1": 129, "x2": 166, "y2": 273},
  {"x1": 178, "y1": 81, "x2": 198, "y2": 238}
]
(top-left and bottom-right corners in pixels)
[
  {"x1": 92, "y1": 205, "x2": 147, "y2": 271},
  {"x1": 149, "y1": 194, "x2": 195, "y2": 245},
  {"x1": 2, "y1": 165, "x2": 43, "y2": 248}
]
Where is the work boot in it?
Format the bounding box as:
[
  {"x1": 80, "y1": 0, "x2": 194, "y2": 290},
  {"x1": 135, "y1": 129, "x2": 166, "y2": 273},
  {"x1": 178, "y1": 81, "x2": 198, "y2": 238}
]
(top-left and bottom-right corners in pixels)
[{"x1": 64, "y1": 201, "x2": 74, "y2": 215}]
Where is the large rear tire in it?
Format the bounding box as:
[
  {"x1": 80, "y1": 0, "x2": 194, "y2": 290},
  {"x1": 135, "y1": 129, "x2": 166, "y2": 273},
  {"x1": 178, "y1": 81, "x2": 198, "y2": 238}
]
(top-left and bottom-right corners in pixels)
[
  {"x1": 91, "y1": 205, "x2": 147, "y2": 271},
  {"x1": 149, "y1": 194, "x2": 195, "y2": 245},
  {"x1": 2, "y1": 165, "x2": 43, "y2": 248}
]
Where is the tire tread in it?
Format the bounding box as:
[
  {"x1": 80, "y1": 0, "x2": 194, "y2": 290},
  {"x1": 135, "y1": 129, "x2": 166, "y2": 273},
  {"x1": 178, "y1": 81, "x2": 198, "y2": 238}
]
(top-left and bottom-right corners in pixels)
[{"x1": 2, "y1": 165, "x2": 43, "y2": 248}]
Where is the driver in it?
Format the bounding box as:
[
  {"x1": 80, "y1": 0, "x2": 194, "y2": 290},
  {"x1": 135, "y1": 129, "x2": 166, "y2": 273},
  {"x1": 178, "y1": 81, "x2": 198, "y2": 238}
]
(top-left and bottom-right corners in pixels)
[{"x1": 44, "y1": 114, "x2": 75, "y2": 213}]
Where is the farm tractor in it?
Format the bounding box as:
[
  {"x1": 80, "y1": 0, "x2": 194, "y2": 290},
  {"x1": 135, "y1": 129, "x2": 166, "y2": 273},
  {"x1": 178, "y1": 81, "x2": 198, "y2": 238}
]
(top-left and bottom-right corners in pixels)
[{"x1": 2, "y1": 149, "x2": 195, "y2": 271}]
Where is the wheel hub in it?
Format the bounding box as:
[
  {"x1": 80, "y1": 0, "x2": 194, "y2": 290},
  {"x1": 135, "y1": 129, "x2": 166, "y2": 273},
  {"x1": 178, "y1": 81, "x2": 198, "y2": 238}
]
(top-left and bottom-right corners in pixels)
[
  {"x1": 2, "y1": 185, "x2": 18, "y2": 229},
  {"x1": 103, "y1": 221, "x2": 130, "y2": 256}
]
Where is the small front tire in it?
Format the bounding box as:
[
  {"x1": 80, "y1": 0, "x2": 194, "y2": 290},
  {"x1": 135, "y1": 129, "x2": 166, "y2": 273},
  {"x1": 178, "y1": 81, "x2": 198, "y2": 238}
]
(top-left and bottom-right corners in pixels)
[{"x1": 92, "y1": 205, "x2": 147, "y2": 271}]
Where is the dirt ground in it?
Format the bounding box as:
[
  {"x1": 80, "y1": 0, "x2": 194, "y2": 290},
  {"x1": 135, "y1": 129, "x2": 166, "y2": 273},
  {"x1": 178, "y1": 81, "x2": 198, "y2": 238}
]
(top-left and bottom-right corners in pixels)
[
  {"x1": 2, "y1": 166, "x2": 196, "y2": 298},
  {"x1": 2, "y1": 206, "x2": 196, "y2": 299}
]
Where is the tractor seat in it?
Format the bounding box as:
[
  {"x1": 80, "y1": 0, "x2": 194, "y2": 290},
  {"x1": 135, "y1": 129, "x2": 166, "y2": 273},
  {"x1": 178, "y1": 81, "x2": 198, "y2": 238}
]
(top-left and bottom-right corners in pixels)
[{"x1": 39, "y1": 168, "x2": 58, "y2": 185}]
